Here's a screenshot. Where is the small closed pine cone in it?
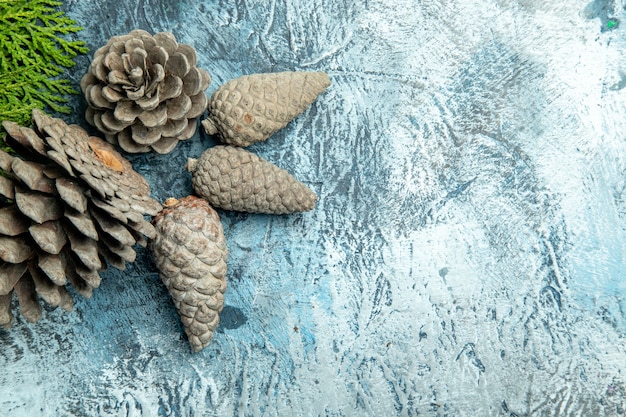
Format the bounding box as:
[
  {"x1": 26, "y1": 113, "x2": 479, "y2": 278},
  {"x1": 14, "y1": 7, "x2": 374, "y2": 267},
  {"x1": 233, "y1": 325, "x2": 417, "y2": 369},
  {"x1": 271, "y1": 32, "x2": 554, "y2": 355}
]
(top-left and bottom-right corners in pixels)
[
  {"x1": 150, "y1": 196, "x2": 228, "y2": 352},
  {"x1": 0, "y1": 110, "x2": 162, "y2": 327},
  {"x1": 202, "y1": 71, "x2": 330, "y2": 147},
  {"x1": 81, "y1": 29, "x2": 211, "y2": 154},
  {"x1": 186, "y1": 145, "x2": 317, "y2": 214}
]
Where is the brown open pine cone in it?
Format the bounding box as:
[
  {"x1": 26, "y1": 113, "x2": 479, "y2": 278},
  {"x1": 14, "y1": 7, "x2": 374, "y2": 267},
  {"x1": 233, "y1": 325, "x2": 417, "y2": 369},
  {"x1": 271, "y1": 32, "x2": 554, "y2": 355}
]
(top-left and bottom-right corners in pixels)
[
  {"x1": 0, "y1": 110, "x2": 162, "y2": 327},
  {"x1": 81, "y1": 29, "x2": 211, "y2": 154}
]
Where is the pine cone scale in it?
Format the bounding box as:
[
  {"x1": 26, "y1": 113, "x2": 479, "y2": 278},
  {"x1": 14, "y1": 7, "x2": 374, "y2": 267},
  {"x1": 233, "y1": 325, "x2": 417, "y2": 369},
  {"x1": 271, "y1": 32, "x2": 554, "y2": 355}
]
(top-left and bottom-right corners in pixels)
[
  {"x1": 177, "y1": 44, "x2": 197, "y2": 66},
  {"x1": 0, "y1": 292, "x2": 14, "y2": 328},
  {"x1": 0, "y1": 263, "x2": 27, "y2": 295},
  {"x1": 167, "y1": 94, "x2": 192, "y2": 120},
  {"x1": 46, "y1": 151, "x2": 74, "y2": 176},
  {"x1": 65, "y1": 229, "x2": 102, "y2": 271},
  {"x1": 15, "y1": 190, "x2": 63, "y2": 223},
  {"x1": 66, "y1": 267, "x2": 92, "y2": 298},
  {"x1": 128, "y1": 217, "x2": 157, "y2": 240},
  {"x1": 101, "y1": 110, "x2": 130, "y2": 132},
  {"x1": 65, "y1": 210, "x2": 99, "y2": 240},
  {"x1": 87, "y1": 85, "x2": 115, "y2": 109},
  {"x1": 104, "y1": 51, "x2": 124, "y2": 72},
  {"x1": 11, "y1": 160, "x2": 54, "y2": 194},
  {"x1": 160, "y1": 75, "x2": 183, "y2": 102},
  {"x1": 148, "y1": 46, "x2": 169, "y2": 68},
  {"x1": 0, "y1": 236, "x2": 32, "y2": 263},
  {"x1": 188, "y1": 91, "x2": 208, "y2": 118},
  {"x1": 161, "y1": 119, "x2": 188, "y2": 137},
  {"x1": 165, "y1": 53, "x2": 190, "y2": 78},
  {"x1": 37, "y1": 253, "x2": 67, "y2": 286},
  {"x1": 100, "y1": 234, "x2": 136, "y2": 263},
  {"x1": 129, "y1": 47, "x2": 148, "y2": 70},
  {"x1": 91, "y1": 54, "x2": 109, "y2": 82},
  {"x1": 101, "y1": 85, "x2": 124, "y2": 103},
  {"x1": 134, "y1": 93, "x2": 160, "y2": 111},
  {"x1": 154, "y1": 32, "x2": 177, "y2": 54},
  {"x1": 131, "y1": 123, "x2": 161, "y2": 145},
  {"x1": 0, "y1": 206, "x2": 31, "y2": 236},
  {"x1": 3, "y1": 123, "x2": 46, "y2": 156},
  {"x1": 0, "y1": 177, "x2": 13, "y2": 199},
  {"x1": 183, "y1": 68, "x2": 207, "y2": 97},
  {"x1": 20, "y1": 126, "x2": 49, "y2": 155},
  {"x1": 15, "y1": 276, "x2": 41, "y2": 322},
  {"x1": 29, "y1": 220, "x2": 67, "y2": 254},
  {"x1": 74, "y1": 265, "x2": 101, "y2": 289},
  {"x1": 138, "y1": 105, "x2": 168, "y2": 128},
  {"x1": 29, "y1": 264, "x2": 62, "y2": 307},
  {"x1": 90, "y1": 198, "x2": 127, "y2": 223},
  {"x1": 109, "y1": 101, "x2": 137, "y2": 124},
  {"x1": 91, "y1": 210, "x2": 134, "y2": 246},
  {"x1": 0, "y1": 149, "x2": 13, "y2": 171}
]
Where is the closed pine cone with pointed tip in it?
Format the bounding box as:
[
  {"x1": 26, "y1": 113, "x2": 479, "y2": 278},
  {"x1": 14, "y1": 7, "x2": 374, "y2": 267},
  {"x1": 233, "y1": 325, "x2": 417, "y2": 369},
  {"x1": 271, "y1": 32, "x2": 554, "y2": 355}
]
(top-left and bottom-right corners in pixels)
[
  {"x1": 202, "y1": 71, "x2": 330, "y2": 147},
  {"x1": 150, "y1": 196, "x2": 228, "y2": 352},
  {"x1": 0, "y1": 110, "x2": 162, "y2": 327},
  {"x1": 186, "y1": 145, "x2": 317, "y2": 214},
  {"x1": 80, "y1": 29, "x2": 211, "y2": 154}
]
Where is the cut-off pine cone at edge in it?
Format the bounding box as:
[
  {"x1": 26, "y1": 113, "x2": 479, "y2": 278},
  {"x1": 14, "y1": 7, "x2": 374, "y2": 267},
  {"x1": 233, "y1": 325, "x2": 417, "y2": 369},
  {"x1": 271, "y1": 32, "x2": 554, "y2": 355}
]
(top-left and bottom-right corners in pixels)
[{"x1": 0, "y1": 109, "x2": 162, "y2": 327}]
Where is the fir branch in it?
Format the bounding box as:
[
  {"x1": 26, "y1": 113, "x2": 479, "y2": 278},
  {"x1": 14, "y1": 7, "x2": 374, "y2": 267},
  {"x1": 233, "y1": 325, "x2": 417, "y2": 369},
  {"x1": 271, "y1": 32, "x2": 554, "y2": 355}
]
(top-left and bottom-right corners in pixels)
[{"x1": 0, "y1": 0, "x2": 88, "y2": 145}]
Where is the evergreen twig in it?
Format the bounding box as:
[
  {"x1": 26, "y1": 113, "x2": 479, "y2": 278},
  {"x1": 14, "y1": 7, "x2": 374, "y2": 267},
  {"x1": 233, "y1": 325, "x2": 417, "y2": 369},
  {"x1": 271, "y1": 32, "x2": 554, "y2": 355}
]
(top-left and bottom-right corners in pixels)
[{"x1": 0, "y1": 0, "x2": 88, "y2": 147}]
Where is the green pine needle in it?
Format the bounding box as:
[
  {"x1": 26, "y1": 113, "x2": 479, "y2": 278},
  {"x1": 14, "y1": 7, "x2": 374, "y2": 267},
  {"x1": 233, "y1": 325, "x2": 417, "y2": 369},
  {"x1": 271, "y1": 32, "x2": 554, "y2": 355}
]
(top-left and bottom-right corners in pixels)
[{"x1": 0, "y1": 0, "x2": 88, "y2": 147}]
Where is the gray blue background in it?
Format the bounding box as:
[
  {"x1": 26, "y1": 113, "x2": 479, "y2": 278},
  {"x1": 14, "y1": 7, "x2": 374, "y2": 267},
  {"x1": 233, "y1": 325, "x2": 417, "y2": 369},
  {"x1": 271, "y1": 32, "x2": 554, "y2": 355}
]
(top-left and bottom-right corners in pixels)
[{"x1": 1, "y1": 0, "x2": 626, "y2": 415}]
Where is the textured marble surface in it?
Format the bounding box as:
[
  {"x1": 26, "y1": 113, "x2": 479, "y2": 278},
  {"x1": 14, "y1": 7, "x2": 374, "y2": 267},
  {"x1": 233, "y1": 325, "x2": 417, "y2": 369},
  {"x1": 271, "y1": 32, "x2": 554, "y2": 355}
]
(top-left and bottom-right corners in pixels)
[{"x1": 2, "y1": 0, "x2": 626, "y2": 416}]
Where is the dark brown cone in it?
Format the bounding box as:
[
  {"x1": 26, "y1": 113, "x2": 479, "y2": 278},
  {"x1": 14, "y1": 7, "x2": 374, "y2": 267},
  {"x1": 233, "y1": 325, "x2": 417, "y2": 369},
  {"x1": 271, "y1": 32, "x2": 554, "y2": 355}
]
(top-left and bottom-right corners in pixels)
[{"x1": 0, "y1": 109, "x2": 162, "y2": 327}]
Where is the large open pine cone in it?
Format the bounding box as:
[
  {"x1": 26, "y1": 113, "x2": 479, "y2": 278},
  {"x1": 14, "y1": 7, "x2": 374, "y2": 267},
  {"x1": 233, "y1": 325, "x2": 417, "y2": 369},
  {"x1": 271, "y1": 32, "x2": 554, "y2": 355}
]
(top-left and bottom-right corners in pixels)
[
  {"x1": 81, "y1": 29, "x2": 211, "y2": 154},
  {"x1": 0, "y1": 110, "x2": 162, "y2": 327}
]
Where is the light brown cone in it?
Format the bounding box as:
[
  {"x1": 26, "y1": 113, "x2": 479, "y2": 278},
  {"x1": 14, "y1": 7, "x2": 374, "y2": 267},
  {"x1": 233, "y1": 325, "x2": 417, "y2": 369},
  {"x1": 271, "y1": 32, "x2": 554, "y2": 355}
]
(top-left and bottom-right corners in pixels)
[
  {"x1": 0, "y1": 109, "x2": 161, "y2": 327},
  {"x1": 80, "y1": 29, "x2": 211, "y2": 154},
  {"x1": 150, "y1": 196, "x2": 228, "y2": 352},
  {"x1": 186, "y1": 145, "x2": 317, "y2": 214},
  {"x1": 202, "y1": 71, "x2": 330, "y2": 147}
]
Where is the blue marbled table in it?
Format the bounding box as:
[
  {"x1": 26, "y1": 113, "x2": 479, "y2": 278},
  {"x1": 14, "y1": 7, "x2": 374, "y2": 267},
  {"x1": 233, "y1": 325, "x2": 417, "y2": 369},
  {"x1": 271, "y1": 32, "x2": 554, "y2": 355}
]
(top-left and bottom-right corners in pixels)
[{"x1": 2, "y1": 0, "x2": 626, "y2": 415}]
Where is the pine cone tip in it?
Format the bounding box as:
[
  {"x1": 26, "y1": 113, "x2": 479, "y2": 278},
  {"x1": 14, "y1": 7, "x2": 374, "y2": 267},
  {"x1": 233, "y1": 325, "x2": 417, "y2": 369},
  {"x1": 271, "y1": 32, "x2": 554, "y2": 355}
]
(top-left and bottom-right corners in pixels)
[
  {"x1": 163, "y1": 197, "x2": 179, "y2": 207},
  {"x1": 201, "y1": 119, "x2": 218, "y2": 135},
  {"x1": 185, "y1": 158, "x2": 198, "y2": 173}
]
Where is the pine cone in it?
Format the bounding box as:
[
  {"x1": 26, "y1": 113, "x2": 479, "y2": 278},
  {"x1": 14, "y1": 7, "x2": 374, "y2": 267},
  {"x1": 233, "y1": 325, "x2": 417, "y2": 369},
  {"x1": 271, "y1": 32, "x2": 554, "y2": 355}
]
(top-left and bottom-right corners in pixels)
[
  {"x1": 0, "y1": 109, "x2": 162, "y2": 327},
  {"x1": 80, "y1": 29, "x2": 211, "y2": 154},
  {"x1": 201, "y1": 71, "x2": 330, "y2": 147},
  {"x1": 150, "y1": 196, "x2": 227, "y2": 352},
  {"x1": 186, "y1": 145, "x2": 317, "y2": 214}
]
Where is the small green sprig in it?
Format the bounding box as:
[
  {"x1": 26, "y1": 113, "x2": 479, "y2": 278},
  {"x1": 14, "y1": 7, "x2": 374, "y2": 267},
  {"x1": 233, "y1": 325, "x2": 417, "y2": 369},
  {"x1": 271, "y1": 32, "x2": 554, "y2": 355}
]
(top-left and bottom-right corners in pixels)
[{"x1": 0, "y1": 0, "x2": 88, "y2": 146}]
